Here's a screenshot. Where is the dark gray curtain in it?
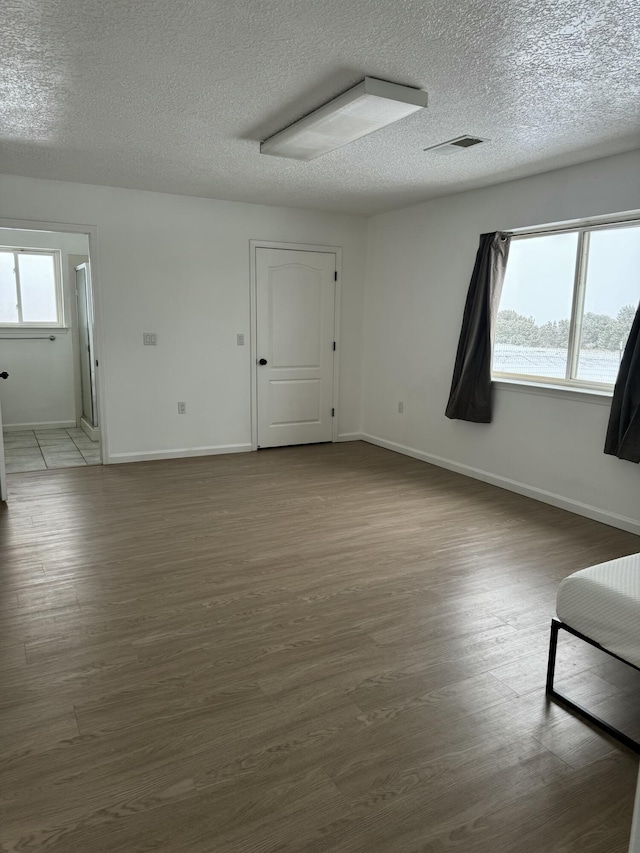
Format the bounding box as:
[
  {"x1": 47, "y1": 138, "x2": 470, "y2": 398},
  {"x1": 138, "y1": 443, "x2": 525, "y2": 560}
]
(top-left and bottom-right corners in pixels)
[
  {"x1": 445, "y1": 232, "x2": 511, "y2": 423},
  {"x1": 604, "y1": 301, "x2": 640, "y2": 462}
]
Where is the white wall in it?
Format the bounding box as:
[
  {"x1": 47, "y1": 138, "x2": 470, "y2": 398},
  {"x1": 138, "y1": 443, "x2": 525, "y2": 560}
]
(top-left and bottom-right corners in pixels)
[
  {"x1": 362, "y1": 150, "x2": 640, "y2": 534},
  {"x1": 0, "y1": 229, "x2": 88, "y2": 429},
  {"x1": 0, "y1": 175, "x2": 367, "y2": 460}
]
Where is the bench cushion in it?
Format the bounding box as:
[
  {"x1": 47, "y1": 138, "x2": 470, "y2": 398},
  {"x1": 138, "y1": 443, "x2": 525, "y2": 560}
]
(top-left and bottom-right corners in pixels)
[{"x1": 556, "y1": 553, "x2": 640, "y2": 668}]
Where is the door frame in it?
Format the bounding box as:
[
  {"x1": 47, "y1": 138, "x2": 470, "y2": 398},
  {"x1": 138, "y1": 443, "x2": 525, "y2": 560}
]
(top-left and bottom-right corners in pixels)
[
  {"x1": 249, "y1": 240, "x2": 342, "y2": 452},
  {"x1": 0, "y1": 217, "x2": 108, "y2": 463}
]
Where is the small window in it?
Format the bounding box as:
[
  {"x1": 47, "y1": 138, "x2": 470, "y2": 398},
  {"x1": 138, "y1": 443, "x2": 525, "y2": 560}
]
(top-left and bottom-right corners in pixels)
[
  {"x1": 493, "y1": 220, "x2": 640, "y2": 390},
  {"x1": 0, "y1": 249, "x2": 63, "y2": 327}
]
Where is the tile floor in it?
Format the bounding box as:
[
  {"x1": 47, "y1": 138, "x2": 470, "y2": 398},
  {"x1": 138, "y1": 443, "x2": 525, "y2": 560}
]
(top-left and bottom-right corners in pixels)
[{"x1": 3, "y1": 428, "x2": 101, "y2": 473}]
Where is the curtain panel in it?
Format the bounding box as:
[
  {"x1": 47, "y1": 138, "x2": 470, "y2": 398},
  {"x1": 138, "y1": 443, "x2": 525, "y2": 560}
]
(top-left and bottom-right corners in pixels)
[
  {"x1": 605, "y1": 301, "x2": 640, "y2": 463},
  {"x1": 445, "y1": 232, "x2": 511, "y2": 423}
]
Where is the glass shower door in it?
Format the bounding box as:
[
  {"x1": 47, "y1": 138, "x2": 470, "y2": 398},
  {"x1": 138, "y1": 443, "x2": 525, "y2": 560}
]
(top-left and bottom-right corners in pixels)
[{"x1": 75, "y1": 263, "x2": 98, "y2": 427}]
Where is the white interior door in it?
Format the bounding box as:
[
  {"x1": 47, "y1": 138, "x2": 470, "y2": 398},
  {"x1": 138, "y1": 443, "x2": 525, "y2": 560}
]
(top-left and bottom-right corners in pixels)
[
  {"x1": 0, "y1": 374, "x2": 7, "y2": 501},
  {"x1": 256, "y1": 248, "x2": 336, "y2": 448}
]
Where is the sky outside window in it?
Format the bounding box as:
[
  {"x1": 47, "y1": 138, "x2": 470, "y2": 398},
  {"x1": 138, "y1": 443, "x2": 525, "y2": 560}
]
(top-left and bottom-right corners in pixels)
[{"x1": 499, "y1": 232, "x2": 578, "y2": 324}]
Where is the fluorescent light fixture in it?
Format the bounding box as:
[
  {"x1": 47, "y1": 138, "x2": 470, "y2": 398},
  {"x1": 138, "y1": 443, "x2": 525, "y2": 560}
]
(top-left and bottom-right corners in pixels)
[{"x1": 260, "y1": 77, "x2": 428, "y2": 161}]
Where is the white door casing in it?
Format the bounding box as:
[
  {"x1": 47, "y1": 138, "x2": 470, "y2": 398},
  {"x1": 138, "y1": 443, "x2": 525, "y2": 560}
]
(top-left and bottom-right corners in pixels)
[{"x1": 255, "y1": 247, "x2": 336, "y2": 449}]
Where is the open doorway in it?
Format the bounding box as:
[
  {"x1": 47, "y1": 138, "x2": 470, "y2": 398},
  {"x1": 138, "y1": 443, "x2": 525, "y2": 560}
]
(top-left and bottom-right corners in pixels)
[{"x1": 0, "y1": 227, "x2": 102, "y2": 473}]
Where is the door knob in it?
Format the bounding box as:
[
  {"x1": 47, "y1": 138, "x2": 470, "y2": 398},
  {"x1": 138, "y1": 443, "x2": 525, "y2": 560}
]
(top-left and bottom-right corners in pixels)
[
  {"x1": 0, "y1": 371, "x2": 8, "y2": 379},
  {"x1": 258, "y1": 358, "x2": 267, "y2": 366}
]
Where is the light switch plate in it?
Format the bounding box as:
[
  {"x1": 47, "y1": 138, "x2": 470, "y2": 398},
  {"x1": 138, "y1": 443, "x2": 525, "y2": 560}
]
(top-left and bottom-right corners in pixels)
[
  {"x1": 143, "y1": 333, "x2": 157, "y2": 346},
  {"x1": 237, "y1": 333, "x2": 245, "y2": 346}
]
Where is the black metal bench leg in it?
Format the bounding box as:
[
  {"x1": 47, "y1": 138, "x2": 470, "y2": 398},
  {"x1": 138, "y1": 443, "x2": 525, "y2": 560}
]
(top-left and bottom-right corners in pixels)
[
  {"x1": 545, "y1": 617, "x2": 640, "y2": 755},
  {"x1": 546, "y1": 617, "x2": 560, "y2": 695}
]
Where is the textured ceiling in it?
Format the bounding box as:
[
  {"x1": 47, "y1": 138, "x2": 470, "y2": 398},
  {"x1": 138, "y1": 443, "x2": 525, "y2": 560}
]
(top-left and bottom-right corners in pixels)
[{"x1": 2, "y1": 0, "x2": 640, "y2": 214}]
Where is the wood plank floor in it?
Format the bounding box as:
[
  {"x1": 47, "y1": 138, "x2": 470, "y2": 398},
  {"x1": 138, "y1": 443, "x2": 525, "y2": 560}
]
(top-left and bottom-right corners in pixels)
[{"x1": 1, "y1": 441, "x2": 639, "y2": 852}]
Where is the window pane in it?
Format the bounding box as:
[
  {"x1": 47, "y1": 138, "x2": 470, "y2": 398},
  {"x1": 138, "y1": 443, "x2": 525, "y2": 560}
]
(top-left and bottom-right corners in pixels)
[
  {"x1": 0, "y1": 253, "x2": 19, "y2": 323},
  {"x1": 18, "y1": 253, "x2": 59, "y2": 323},
  {"x1": 576, "y1": 226, "x2": 640, "y2": 384},
  {"x1": 494, "y1": 232, "x2": 578, "y2": 379}
]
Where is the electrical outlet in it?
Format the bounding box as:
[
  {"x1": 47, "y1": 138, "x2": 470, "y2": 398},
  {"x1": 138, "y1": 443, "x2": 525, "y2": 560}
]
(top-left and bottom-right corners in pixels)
[
  {"x1": 143, "y1": 332, "x2": 157, "y2": 346},
  {"x1": 398, "y1": 401, "x2": 404, "y2": 413},
  {"x1": 236, "y1": 333, "x2": 245, "y2": 346},
  {"x1": 177, "y1": 401, "x2": 186, "y2": 414}
]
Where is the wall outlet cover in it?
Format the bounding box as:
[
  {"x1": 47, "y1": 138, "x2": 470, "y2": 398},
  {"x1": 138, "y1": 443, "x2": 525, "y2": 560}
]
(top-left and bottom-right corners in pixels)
[{"x1": 178, "y1": 401, "x2": 186, "y2": 414}]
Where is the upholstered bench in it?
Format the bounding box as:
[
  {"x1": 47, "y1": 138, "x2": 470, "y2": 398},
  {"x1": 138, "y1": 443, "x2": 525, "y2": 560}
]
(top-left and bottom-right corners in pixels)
[{"x1": 546, "y1": 552, "x2": 640, "y2": 753}]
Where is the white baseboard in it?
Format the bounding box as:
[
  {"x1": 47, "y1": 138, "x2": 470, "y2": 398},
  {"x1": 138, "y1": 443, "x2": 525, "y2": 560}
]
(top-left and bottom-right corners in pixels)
[
  {"x1": 108, "y1": 443, "x2": 252, "y2": 464},
  {"x1": 361, "y1": 432, "x2": 640, "y2": 537},
  {"x1": 80, "y1": 417, "x2": 100, "y2": 442},
  {"x1": 336, "y1": 432, "x2": 363, "y2": 442},
  {"x1": 3, "y1": 420, "x2": 76, "y2": 432}
]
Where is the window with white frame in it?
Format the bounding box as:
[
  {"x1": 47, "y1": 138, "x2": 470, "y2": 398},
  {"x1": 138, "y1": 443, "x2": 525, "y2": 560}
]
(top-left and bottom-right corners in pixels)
[
  {"x1": 492, "y1": 219, "x2": 640, "y2": 390},
  {"x1": 0, "y1": 249, "x2": 63, "y2": 327}
]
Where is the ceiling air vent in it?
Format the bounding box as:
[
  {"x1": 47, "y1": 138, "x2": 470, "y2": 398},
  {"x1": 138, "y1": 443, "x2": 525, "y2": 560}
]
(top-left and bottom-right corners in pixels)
[{"x1": 424, "y1": 135, "x2": 487, "y2": 155}]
